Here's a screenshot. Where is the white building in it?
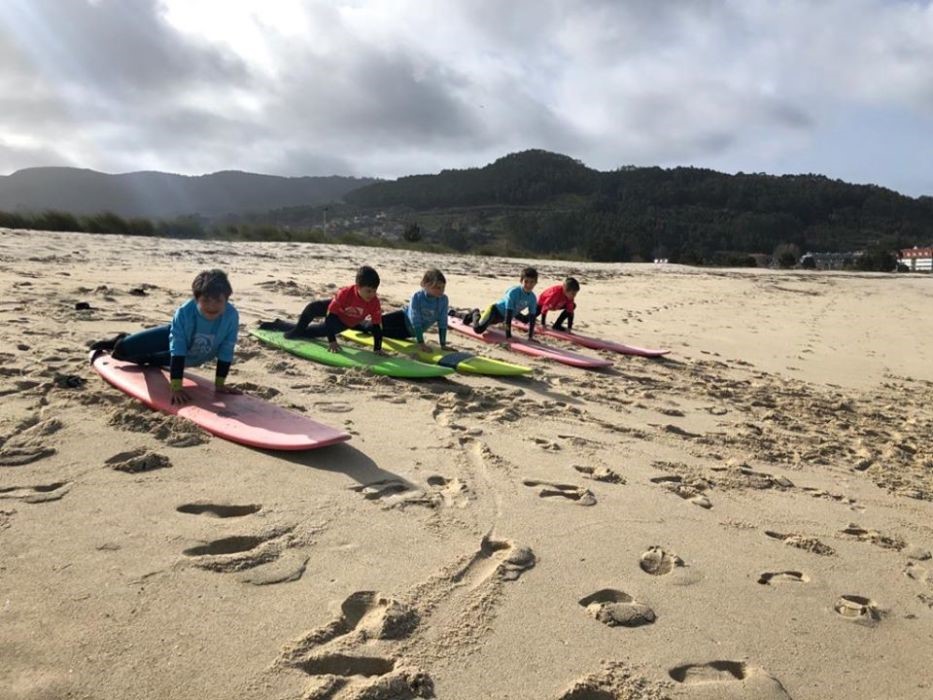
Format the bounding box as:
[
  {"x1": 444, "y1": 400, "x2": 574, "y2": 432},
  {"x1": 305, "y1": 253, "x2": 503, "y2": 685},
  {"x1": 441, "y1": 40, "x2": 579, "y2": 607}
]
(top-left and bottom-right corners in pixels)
[{"x1": 898, "y1": 246, "x2": 933, "y2": 272}]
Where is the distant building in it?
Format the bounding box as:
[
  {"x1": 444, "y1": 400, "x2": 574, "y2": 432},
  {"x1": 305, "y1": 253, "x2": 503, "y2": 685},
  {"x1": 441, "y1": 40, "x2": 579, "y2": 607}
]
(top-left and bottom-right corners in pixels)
[
  {"x1": 898, "y1": 246, "x2": 933, "y2": 272},
  {"x1": 799, "y1": 252, "x2": 859, "y2": 270}
]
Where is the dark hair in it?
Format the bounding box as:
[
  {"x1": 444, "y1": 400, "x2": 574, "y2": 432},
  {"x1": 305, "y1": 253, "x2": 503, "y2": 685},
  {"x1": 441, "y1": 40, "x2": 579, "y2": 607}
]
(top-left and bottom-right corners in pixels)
[
  {"x1": 422, "y1": 268, "x2": 446, "y2": 286},
  {"x1": 192, "y1": 269, "x2": 232, "y2": 299},
  {"x1": 520, "y1": 266, "x2": 538, "y2": 280},
  {"x1": 355, "y1": 265, "x2": 380, "y2": 289},
  {"x1": 564, "y1": 276, "x2": 580, "y2": 292}
]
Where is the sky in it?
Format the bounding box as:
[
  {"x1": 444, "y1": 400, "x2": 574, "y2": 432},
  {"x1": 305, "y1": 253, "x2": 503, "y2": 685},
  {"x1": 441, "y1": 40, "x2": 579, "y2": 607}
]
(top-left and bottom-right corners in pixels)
[{"x1": 1, "y1": 0, "x2": 932, "y2": 197}]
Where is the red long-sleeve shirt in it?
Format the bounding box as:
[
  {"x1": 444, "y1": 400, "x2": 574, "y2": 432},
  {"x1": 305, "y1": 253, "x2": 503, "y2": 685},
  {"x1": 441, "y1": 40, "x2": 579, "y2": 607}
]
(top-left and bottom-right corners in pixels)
[
  {"x1": 327, "y1": 285, "x2": 382, "y2": 327},
  {"x1": 537, "y1": 285, "x2": 576, "y2": 314}
]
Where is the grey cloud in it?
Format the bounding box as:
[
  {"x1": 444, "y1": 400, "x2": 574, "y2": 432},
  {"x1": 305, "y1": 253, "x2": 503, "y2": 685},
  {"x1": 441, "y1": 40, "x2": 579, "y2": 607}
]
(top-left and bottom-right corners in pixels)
[{"x1": 0, "y1": 0, "x2": 252, "y2": 99}]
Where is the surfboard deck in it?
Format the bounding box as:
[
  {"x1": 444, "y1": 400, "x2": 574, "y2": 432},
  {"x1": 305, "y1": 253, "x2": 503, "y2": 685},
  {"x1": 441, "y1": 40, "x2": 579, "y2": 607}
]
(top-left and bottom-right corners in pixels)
[
  {"x1": 340, "y1": 329, "x2": 532, "y2": 376},
  {"x1": 511, "y1": 320, "x2": 670, "y2": 357},
  {"x1": 250, "y1": 328, "x2": 453, "y2": 379},
  {"x1": 446, "y1": 317, "x2": 612, "y2": 369},
  {"x1": 91, "y1": 352, "x2": 350, "y2": 451}
]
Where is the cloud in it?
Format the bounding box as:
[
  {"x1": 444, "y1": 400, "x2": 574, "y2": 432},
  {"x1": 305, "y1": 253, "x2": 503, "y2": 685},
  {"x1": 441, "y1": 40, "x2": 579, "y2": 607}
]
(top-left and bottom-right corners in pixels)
[{"x1": 0, "y1": 0, "x2": 932, "y2": 194}]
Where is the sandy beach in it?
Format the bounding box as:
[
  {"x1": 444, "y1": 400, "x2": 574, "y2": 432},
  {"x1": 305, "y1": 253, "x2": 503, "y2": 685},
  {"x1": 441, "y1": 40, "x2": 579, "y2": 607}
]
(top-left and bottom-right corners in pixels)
[{"x1": 1, "y1": 227, "x2": 932, "y2": 700}]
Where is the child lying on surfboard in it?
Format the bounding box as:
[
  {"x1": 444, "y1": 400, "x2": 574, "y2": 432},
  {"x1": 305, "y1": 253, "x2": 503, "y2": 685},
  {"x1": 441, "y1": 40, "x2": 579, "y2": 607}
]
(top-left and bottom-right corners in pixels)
[
  {"x1": 90, "y1": 269, "x2": 240, "y2": 406},
  {"x1": 375, "y1": 268, "x2": 449, "y2": 352},
  {"x1": 534, "y1": 276, "x2": 580, "y2": 332},
  {"x1": 454, "y1": 266, "x2": 539, "y2": 341},
  {"x1": 272, "y1": 265, "x2": 386, "y2": 354}
]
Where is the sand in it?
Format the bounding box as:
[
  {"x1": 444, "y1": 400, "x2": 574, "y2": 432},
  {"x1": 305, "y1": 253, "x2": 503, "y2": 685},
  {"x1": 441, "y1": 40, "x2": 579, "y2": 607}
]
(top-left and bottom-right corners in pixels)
[{"x1": 1, "y1": 227, "x2": 931, "y2": 700}]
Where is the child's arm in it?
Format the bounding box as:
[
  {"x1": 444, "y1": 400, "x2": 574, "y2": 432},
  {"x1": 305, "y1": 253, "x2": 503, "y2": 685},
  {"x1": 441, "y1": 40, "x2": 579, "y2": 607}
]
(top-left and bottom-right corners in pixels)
[
  {"x1": 372, "y1": 323, "x2": 384, "y2": 353},
  {"x1": 409, "y1": 293, "x2": 426, "y2": 345},
  {"x1": 438, "y1": 296, "x2": 449, "y2": 347},
  {"x1": 214, "y1": 314, "x2": 239, "y2": 392},
  {"x1": 324, "y1": 314, "x2": 344, "y2": 351},
  {"x1": 168, "y1": 306, "x2": 192, "y2": 404}
]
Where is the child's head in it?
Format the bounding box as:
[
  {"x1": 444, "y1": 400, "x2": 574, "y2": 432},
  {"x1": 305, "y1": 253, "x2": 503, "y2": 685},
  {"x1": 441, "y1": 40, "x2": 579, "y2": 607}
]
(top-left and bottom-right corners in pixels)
[
  {"x1": 563, "y1": 276, "x2": 580, "y2": 300},
  {"x1": 192, "y1": 269, "x2": 232, "y2": 320},
  {"x1": 520, "y1": 266, "x2": 538, "y2": 292},
  {"x1": 421, "y1": 268, "x2": 446, "y2": 298},
  {"x1": 355, "y1": 265, "x2": 380, "y2": 301}
]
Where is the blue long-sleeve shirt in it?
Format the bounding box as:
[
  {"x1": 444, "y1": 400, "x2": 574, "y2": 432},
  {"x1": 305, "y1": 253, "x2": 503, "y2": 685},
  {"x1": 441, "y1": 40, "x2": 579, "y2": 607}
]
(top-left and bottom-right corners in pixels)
[
  {"x1": 404, "y1": 289, "x2": 449, "y2": 344},
  {"x1": 494, "y1": 285, "x2": 537, "y2": 317},
  {"x1": 169, "y1": 298, "x2": 239, "y2": 367}
]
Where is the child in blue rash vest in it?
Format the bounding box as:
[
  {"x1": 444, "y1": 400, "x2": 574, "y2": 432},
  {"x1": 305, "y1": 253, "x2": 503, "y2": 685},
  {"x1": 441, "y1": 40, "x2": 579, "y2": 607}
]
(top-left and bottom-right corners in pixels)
[
  {"x1": 462, "y1": 266, "x2": 538, "y2": 340},
  {"x1": 378, "y1": 268, "x2": 449, "y2": 351},
  {"x1": 101, "y1": 269, "x2": 240, "y2": 405}
]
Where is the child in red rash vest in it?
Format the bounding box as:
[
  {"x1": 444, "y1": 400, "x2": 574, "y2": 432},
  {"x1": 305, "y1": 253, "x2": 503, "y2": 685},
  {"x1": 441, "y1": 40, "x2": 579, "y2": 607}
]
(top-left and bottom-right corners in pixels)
[
  {"x1": 278, "y1": 265, "x2": 385, "y2": 354},
  {"x1": 535, "y1": 276, "x2": 580, "y2": 332}
]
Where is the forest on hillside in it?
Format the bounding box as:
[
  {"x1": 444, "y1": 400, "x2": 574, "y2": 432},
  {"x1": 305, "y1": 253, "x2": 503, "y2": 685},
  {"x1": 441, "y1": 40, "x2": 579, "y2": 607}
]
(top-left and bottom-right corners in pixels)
[{"x1": 3, "y1": 150, "x2": 931, "y2": 270}]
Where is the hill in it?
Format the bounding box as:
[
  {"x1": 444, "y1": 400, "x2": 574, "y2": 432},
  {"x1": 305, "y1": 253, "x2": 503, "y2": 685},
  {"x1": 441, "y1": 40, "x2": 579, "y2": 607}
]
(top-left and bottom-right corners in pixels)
[{"x1": 0, "y1": 167, "x2": 377, "y2": 218}]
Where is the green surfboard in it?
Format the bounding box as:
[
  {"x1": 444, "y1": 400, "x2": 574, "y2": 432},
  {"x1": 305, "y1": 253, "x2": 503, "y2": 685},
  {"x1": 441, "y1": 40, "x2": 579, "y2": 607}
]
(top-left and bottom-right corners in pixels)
[
  {"x1": 250, "y1": 328, "x2": 454, "y2": 379},
  {"x1": 340, "y1": 329, "x2": 532, "y2": 377}
]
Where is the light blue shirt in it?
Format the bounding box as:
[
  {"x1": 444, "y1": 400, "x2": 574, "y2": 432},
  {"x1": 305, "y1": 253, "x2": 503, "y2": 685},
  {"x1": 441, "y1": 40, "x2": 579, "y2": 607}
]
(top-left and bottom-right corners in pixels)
[
  {"x1": 169, "y1": 298, "x2": 239, "y2": 366},
  {"x1": 494, "y1": 285, "x2": 537, "y2": 317},
  {"x1": 404, "y1": 289, "x2": 449, "y2": 340}
]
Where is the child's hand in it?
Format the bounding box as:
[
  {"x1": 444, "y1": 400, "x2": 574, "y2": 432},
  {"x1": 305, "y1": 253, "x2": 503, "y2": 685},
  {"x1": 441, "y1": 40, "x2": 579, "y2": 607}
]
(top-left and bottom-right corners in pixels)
[
  {"x1": 170, "y1": 388, "x2": 192, "y2": 405},
  {"x1": 374, "y1": 349, "x2": 389, "y2": 357},
  {"x1": 417, "y1": 342, "x2": 432, "y2": 353},
  {"x1": 215, "y1": 384, "x2": 243, "y2": 395},
  {"x1": 328, "y1": 341, "x2": 341, "y2": 353}
]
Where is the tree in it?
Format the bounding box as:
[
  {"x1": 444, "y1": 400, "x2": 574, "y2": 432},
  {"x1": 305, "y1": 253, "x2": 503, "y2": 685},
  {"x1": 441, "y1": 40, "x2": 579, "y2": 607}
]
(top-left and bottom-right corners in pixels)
[{"x1": 403, "y1": 223, "x2": 422, "y2": 242}]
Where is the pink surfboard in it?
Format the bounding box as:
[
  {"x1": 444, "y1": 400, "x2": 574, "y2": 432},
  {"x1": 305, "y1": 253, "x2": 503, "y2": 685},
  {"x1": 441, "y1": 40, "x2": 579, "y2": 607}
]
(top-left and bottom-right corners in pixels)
[
  {"x1": 446, "y1": 317, "x2": 612, "y2": 369},
  {"x1": 91, "y1": 352, "x2": 350, "y2": 450},
  {"x1": 511, "y1": 320, "x2": 670, "y2": 357}
]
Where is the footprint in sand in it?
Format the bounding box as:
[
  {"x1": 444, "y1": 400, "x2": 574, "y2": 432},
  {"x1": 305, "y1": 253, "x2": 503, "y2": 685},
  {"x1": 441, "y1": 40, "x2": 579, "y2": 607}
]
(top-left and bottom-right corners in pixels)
[
  {"x1": 650, "y1": 475, "x2": 712, "y2": 509},
  {"x1": 295, "y1": 657, "x2": 432, "y2": 700},
  {"x1": 834, "y1": 595, "x2": 882, "y2": 626},
  {"x1": 0, "y1": 481, "x2": 71, "y2": 504},
  {"x1": 313, "y1": 401, "x2": 354, "y2": 414},
  {"x1": 105, "y1": 448, "x2": 171, "y2": 473},
  {"x1": 283, "y1": 591, "x2": 419, "y2": 654},
  {"x1": 530, "y1": 437, "x2": 562, "y2": 451},
  {"x1": 181, "y1": 525, "x2": 303, "y2": 584},
  {"x1": 668, "y1": 661, "x2": 791, "y2": 699},
  {"x1": 573, "y1": 465, "x2": 626, "y2": 484},
  {"x1": 279, "y1": 591, "x2": 428, "y2": 700},
  {"x1": 523, "y1": 479, "x2": 596, "y2": 506},
  {"x1": 0, "y1": 417, "x2": 62, "y2": 466},
  {"x1": 764, "y1": 530, "x2": 835, "y2": 556},
  {"x1": 350, "y1": 479, "x2": 414, "y2": 501},
  {"x1": 840, "y1": 524, "x2": 906, "y2": 551},
  {"x1": 558, "y1": 661, "x2": 664, "y2": 700},
  {"x1": 758, "y1": 571, "x2": 809, "y2": 585},
  {"x1": 176, "y1": 502, "x2": 261, "y2": 518},
  {"x1": 640, "y1": 546, "x2": 684, "y2": 576},
  {"x1": 424, "y1": 475, "x2": 469, "y2": 508},
  {"x1": 578, "y1": 589, "x2": 655, "y2": 628}
]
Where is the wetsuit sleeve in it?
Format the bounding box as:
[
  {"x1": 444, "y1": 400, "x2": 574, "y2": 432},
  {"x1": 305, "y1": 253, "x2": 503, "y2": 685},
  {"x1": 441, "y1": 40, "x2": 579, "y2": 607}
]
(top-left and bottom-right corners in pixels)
[
  {"x1": 324, "y1": 314, "x2": 345, "y2": 343},
  {"x1": 215, "y1": 360, "x2": 231, "y2": 386},
  {"x1": 372, "y1": 324, "x2": 383, "y2": 352},
  {"x1": 170, "y1": 355, "x2": 186, "y2": 391},
  {"x1": 504, "y1": 309, "x2": 513, "y2": 338},
  {"x1": 438, "y1": 296, "x2": 448, "y2": 346}
]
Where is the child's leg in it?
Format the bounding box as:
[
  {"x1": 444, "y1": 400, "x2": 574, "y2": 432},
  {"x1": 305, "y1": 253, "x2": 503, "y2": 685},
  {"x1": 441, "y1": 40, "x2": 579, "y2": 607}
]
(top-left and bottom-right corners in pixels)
[
  {"x1": 376, "y1": 311, "x2": 410, "y2": 340},
  {"x1": 473, "y1": 305, "x2": 504, "y2": 333},
  {"x1": 552, "y1": 310, "x2": 571, "y2": 330},
  {"x1": 111, "y1": 325, "x2": 172, "y2": 366},
  {"x1": 287, "y1": 299, "x2": 331, "y2": 337}
]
